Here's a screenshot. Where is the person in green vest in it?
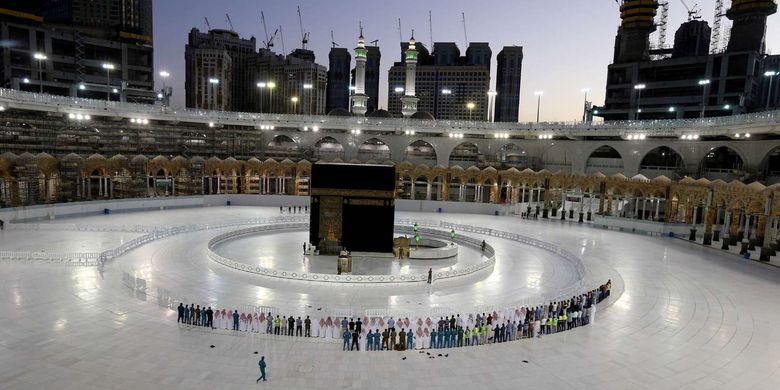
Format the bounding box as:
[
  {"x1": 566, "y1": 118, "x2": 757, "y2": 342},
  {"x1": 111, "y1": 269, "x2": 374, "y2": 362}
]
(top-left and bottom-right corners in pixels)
[{"x1": 464, "y1": 327, "x2": 471, "y2": 346}]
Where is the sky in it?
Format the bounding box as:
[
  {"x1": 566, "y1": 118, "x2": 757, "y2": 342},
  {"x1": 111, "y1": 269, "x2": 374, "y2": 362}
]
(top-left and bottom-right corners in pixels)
[{"x1": 153, "y1": 0, "x2": 780, "y2": 122}]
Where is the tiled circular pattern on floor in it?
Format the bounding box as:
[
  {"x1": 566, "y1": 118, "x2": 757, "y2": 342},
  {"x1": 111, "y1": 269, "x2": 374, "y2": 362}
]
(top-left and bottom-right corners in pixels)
[{"x1": 2, "y1": 206, "x2": 780, "y2": 389}]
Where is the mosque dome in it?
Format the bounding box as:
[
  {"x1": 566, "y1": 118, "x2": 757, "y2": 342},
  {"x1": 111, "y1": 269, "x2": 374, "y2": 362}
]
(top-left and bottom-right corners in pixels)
[
  {"x1": 367, "y1": 109, "x2": 392, "y2": 118},
  {"x1": 410, "y1": 111, "x2": 435, "y2": 120},
  {"x1": 327, "y1": 108, "x2": 352, "y2": 117}
]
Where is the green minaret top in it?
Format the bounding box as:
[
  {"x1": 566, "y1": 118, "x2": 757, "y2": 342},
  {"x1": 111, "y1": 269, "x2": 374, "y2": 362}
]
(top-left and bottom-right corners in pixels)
[
  {"x1": 405, "y1": 33, "x2": 418, "y2": 62},
  {"x1": 355, "y1": 27, "x2": 367, "y2": 59}
]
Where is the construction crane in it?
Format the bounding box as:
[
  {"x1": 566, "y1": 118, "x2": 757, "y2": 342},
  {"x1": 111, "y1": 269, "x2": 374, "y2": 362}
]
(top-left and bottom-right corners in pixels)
[
  {"x1": 279, "y1": 25, "x2": 287, "y2": 55},
  {"x1": 679, "y1": 0, "x2": 701, "y2": 21},
  {"x1": 656, "y1": 0, "x2": 670, "y2": 49},
  {"x1": 204, "y1": 17, "x2": 211, "y2": 30},
  {"x1": 331, "y1": 30, "x2": 338, "y2": 48},
  {"x1": 261, "y1": 11, "x2": 276, "y2": 50},
  {"x1": 710, "y1": 0, "x2": 730, "y2": 53},
  {"x1": 461, "y1": 12, "x2": 469, "y2": 45},
  {"x1": 297, "y1": 6, "x2": 310, "y2": 50},
  {"x1": 226, "y1": 13, "x2": 234, "y2": 32},
  {"x1": 428, "y1": 10, "x2": 434, "y2": 49},
  {"x1": 370, "y1": 39, "x2": 379, "y2": 46},
  {"x1": 398, "y1": 18, "x2": 403, "y2": 42}
]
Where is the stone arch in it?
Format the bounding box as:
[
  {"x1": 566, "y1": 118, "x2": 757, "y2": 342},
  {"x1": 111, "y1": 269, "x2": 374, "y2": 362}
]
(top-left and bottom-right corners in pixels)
[
  {"x1": 357, "y1": 138, "x2": 391, "y2": 162},
  {"x1": 498, "y1": 143, "x2": 529, "y2": 169},
  {"x1": 403, "y1": 140, "x2": 438, "y2": 164},
  {"x1": 448, "y1": 142, "x2": 480, "y2": 167},
  {"x1": 586, "y1": 145, "x2": 624, "y2": 175},
  {"x1": 759, "y1": 145, "x2": 780, "y2": 184},
  {"x1": 639, "y1": 146, "x2": 685, "y2": 179},
  {"x1": 266, "y1": 135, "x2": 299, "y2": 160},
  {"x1": 314, "y1": 136, "x2": 345, "y2": 161},
  {"x1": 541, "y1": 143, "x2": 572, "y2": 172},
  {"x1": 700, "y1": 146, "x2": 744, "y2": 181}
]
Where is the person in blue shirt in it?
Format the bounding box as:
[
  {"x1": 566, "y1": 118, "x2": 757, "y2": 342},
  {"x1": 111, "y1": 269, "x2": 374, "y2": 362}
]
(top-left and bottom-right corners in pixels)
[
  {"x1": 406, "y1": 330, "x2": 414, "y2": 350},
  {"x1": 430, "y1": 329, "x2": 437, "y2": 349},
  {"x1": 232, "y1": 310, "x2": 239, "y2": 331},
  {"x1": 375, "y1": 330, "x2": 382, "y2": 350},
  {"x1": 366, "y1": 330, "x2": 373, "y2": 350},
  {"x1": 493, "y1": 325, "x2": 500, "y2": 343},
  {"x1": 342, "y1": 329, "x2": 351, "y2": 351},
  {"x1": 437, "y1": 328, "x2": 445, "y2": 348},
  {"x1": 449, "y1": 328, "x2": 456, "y2": 348},
  {"x1": 256, "y1": 356, "x2": 267, "y2": 382}
]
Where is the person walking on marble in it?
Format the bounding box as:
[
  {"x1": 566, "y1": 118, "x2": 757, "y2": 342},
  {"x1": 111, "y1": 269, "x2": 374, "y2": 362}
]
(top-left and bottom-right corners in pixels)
[
  {"x1": 256, "y1": 356, "x2": 267, "y2": 383},
  {"x1": 232, "y1": 310, "x2": 239, "y2": 331}
]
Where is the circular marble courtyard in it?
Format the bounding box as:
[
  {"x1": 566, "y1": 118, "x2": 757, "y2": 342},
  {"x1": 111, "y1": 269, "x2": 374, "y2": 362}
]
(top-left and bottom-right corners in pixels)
[{"x1": 1, "y1": 205, "x2": 780, "y2": 389}]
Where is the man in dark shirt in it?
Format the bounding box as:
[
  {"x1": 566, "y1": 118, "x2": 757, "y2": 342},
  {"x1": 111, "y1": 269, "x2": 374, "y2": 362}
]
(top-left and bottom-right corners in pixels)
[
  {"x1": 355, "y1": 318, "x2": 362, "y2": 334},
  {"x1": 177, "y1": 303, "x2": 184, "y2": 323},
  {"x1": 350, "y1": 329, "x2": 360, "y2": 351},
  {"x1": 194, "y1": 305, "x2": 201, "y2": 326},
  {"x1": 287, "y1": 316, "x2": 295, "y2": 336},
  {"x1": 206, "y1": 307, "x2": 214, "y2": 328},
  {"x1": 348, "y1": 318, "x2": 355, "y2": 331},
  {"x1": 295, "y1": 317, "x2": 303, "y2": 336},
  {"x1": 304, "y1": 316, "x2": 311, "y2": 337}
]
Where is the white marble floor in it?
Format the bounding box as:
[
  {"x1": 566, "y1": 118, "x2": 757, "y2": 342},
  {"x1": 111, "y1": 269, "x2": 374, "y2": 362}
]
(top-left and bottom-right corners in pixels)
[
  {"x1": 1, "y1": 206, "x2": 780, "y2": 389},
  {"x1": 213, "y1": 230, "x2": 473, "y2": 275}
]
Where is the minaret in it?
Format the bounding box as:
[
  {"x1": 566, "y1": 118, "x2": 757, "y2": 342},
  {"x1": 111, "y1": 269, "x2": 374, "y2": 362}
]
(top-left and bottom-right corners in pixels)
[
  {"x1": 612, "y1": 0, "x2": 659, "y2": 63},
  {"x1": 351, "y1": 28, "x2": 369, "y2": 116},
  {"x1": 726, "y1": 0, "x2": 777, "y2": 53},
  {"x1": 400, "y1": 33, "x2": 420, "y2": 118}
]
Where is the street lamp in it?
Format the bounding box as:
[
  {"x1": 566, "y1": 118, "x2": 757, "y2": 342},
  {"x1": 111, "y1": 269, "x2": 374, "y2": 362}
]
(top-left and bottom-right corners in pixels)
[
  {"x1": 267, "y1": 81, "x2": 276, "y2": 113},
  {"x1": 765, "y1": 70, "x2": 779, "y2": 110},
  {"x1": 102, "y1": 63, "x2": 115, "y2": 101},
  {"x1": 466, "y1": 102, "x2": 476, "y2": 121},
  {"x1": 698, "y1": 79, "x2": 710, "y2": 118},
  {"x1": 303, "y1": 83, "x2": 313, "y2": 115},
  {"x1": 33, "y1": 53, "x2": 47, "y2": 93},
  {"x1": 534, "y1": 91, "x2": 544, "y2": 123},
  {"x1": 394, "y1": 87, "x2": 404, "y2": 93},
  {"x1": 208, "y1": 78, "x2": 219, "y2": 110},
  {"x1": 634, "y1": 84, "x2": 646, "y2": 120},
  {"x1": 257, "y1": 82, "x2": 267, "y2": 113},
  {"x1": 159, "y1": 71, "x2": 170, "y2": 89},
  {"x1": 291, "y1": 96, "x2": 299, "y2": 114}
]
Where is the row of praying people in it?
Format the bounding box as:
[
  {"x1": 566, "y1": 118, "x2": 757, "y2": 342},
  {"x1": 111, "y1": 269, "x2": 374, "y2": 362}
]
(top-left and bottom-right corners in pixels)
[{"x1": 174, "y1": 280, "x2": 612, "y2": 352}]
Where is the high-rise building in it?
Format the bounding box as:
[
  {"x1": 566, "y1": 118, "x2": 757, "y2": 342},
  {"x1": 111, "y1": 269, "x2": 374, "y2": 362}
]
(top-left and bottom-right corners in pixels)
[
  {"x1": 184, "y1": 41, "x2": 232, "y2": 111},
  {"x1": 252, "y1": 49, "x2": 327, "y2": 115},
  {"x1": 495, "y1": 46, "x2": 523, "y2": 122},
  {"x1": 598, "y1": 0, "x2": 777, "y2": 120},
  {"x1": 364, "y1": 45, "x2": 381, "y2": 113},
  {"x1": 326, "y1": 47, "x2": 351, "y2": 113},
  {"x1": 184, "y1": 28, "x2": 256, "y2": 112},
  {"x1": 0, "y1": 0, "x2": 155, "y2": 102},
  {"x1": 42, "y1": 0, "x2": 153, "y2": 38},
  {"x1": 388, "y1": 40, "x2": 491, "y2": 120}
]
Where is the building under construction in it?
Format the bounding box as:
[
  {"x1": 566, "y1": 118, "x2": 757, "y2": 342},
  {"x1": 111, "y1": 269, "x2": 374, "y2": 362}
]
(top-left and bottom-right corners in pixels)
[{"x1": 598, "y1": 0, "x2": 779, "y2": 121}]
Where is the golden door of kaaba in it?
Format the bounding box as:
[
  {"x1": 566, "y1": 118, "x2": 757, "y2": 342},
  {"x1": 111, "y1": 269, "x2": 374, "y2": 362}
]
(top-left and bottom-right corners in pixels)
[{"x1": 309, "y1": 163, "x2": 396, "y2": 254}]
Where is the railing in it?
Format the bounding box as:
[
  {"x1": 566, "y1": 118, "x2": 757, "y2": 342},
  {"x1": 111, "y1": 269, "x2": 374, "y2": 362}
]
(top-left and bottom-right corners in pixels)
[
  {"x1": 205, "y1": 223, "x2": 496, "y2": 284},
  {"x1": 2, "y1": 88, "x2": 779, "y2": 136}
]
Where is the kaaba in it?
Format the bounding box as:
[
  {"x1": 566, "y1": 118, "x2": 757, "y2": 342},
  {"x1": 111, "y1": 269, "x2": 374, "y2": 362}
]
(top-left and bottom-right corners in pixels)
[{"x1": 309, "y1": 163, "x2": 396, "y2": 254}]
